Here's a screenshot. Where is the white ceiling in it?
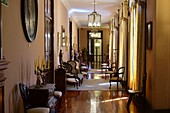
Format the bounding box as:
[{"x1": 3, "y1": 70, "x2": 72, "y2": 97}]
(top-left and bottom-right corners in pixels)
[{"x1": 62, "y1": 0, "x2": 124, "y2": 28}]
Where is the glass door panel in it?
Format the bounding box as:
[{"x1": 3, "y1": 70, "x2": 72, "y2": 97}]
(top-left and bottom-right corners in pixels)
[{"x1": 88, "y1": 31, "x2": 103, "y2": 69}]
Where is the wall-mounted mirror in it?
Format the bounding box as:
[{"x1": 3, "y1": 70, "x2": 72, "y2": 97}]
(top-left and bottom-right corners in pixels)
[{"x1": 61, "y1": 25, "x2": 65, "y2": 47}]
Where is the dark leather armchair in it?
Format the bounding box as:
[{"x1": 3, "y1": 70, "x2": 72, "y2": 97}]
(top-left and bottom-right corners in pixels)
[{"x1": 19, "y1": 83, "x2": 50, "y2": 113}]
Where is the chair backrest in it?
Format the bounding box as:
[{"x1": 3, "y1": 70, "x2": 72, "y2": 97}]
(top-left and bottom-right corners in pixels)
[
  {"x1": 67, "y1": 61, "x2": 78, "y2": 74},
  {"x1": 19, "y1": 83, "x2": 31, "y2": 112},
  {"x1": 116, "y1": 67, "x2": 125, "y2": 78},
  {"x1": 110, "y1": 62, "x2": 116, "y2": 71},
  {"x1": 63, "y1": 62, "x2": 72, "y2": 73}
]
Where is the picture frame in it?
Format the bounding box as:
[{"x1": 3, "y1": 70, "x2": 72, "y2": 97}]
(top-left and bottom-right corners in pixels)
[
  {"x1": 57, "y1": 32, "x2": 61, "y2": 54},
  {"x1": 21, "y1": 0, "x2": 38, "y2": 43},
  {"x1": 146, "y1": 21, "x2": 152, "y2": 50},
  {"x1": 1, "y1": 0, "x2": 8, "y2": 6},
  {"x1": 61, "y1": 25, "x2": 65, "y2": 47},
  {"x1": 65, "y1": 36, "x2": 68, "y2": 51}
]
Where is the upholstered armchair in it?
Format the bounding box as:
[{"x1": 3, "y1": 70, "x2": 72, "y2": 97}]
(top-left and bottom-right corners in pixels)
[
  {"x1": 67, "y1": 60, "x2": 84, "y2": 85},
  {"x1": 63, "y1": 62, "x2": 79, "y2": 89}
]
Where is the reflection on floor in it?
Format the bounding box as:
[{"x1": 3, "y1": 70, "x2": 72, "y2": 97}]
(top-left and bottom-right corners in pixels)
[
  {"x1": 60, "y1": 90, "x2": 150, "y2": 113},
  {"x1": 59, "y1": 70, "x2": 151, "y2": 113}
]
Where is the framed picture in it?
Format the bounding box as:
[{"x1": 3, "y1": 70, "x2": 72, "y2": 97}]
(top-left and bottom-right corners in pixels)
[
  {"x1": 146, "y1": 21, "x2": 152, "y2": 50},
  {"x1": 1, "y1": 0, "x2": 8, "y2": 6},
  {"x1": 21, "y1": 0, "x2": 38, "y2": 42},
  {"x1": 57, "y1": 32, "x2": 61, "y2": 54},
  {"x1": 65, "y1": 36, "x2": 68, "y2": 51},
  {"x1": 61, "y1": 26, "x2": 65, "y2": 47}
]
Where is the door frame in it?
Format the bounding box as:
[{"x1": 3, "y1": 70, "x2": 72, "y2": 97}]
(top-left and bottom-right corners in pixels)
[
  {"x1": 69, "y1": 20, "x2": 72, "y2": 60},
  {"x1": 44, "y1": 0, "x2": 54, "y2": 83},
  {"x1": 87, "y1": 30, "x2": 103, "y2": 67}
]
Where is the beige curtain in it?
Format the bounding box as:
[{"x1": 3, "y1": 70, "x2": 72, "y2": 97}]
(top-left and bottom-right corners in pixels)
[
  {"x1": 137, "y1": 1, "x2": 146, "y2": 89},
  {"x1": 118, "y1": 1, "x2": 128, "y2": 80},
  {"x1": 129, "y1": 1, "x2": 145, "y2": 90},
  {"x1": 112, "y1": 13, "x2": 119, "y2": 64},
  {"x1": 109, "y1": 21, "x2": 113, "y2": 64},
  {"x1": 129, "y1": 2, "x2": 138, "y2": 90}
]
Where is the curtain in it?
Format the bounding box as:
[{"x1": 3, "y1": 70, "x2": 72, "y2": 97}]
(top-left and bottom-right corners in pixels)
[
  {"x1": 129, "y1": 1, "x2": 146, "y2": 90},
  {"x1": 118, "y1": 1, "x2": 128, "y2": 80},
  {"x1": 129, "y1": 2, "x2": 138, "y2": 90},
  {"x1": 112, "y1": 14, "x2": 119, "y2": 64}
]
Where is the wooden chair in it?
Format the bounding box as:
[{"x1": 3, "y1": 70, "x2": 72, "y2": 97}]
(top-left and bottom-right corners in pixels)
[
  {"x1": 127, "y1": 74, "x2": 147, "y2": 108},
  {"x1": 19, "y1": 83, "x2": 50, "y2": 113},
  {"x1": 104, "y1": 62, "x2": 117, "y2": 79},
  {"x1": 108, "y1": 62, "x2": 117, "y2": 72},
  {"x1": 67, "y1": 60, "x2": 83, "y2": 85},
  {"x1": 109, "y1": 67, "x2": 125, "y2": 90},
  {"x1": 53, "y1": 91, "x2": 62, "y2": 112},
  {"x1": 63, "y1": 62, "x2": 79, "y2": 89}
]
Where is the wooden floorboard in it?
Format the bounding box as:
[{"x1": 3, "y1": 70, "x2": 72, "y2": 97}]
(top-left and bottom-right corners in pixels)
[
  {"x1": 59, "y1": 90, "x2": 150, "y2": 113},
  {"x1": 57, "y1": 72, "x2": 151, "y2": 113}
]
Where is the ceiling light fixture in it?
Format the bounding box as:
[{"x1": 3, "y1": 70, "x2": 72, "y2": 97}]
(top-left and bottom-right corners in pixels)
[{"x1": 88, "y1": 0, "x2": 101, "y2": 28}]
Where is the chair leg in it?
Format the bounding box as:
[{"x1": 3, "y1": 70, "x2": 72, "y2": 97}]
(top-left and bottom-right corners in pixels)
[
  {"x1": 117, "y1": 81, "x2": 118, "y2": 90},
  {"x1": 81, "y1": 78, "x2": 83, "y2": 85},
  {"x1": 76, "y1": 82, "x2": 78, "y2": 89},
  {"x1": 109, "y1": 81, "x2": 111, "y2": 89},
  {"x1": 109, "y1": 74, "x2": 112, "y2": 79},
  {"x1": 127, "y1": 93, "x2": 134, "y2": 108},
  {"x1": 58, "y1": 97, "x2": 62, "y2": 112},
  {"x1": 77, "y1": 78, "x2": 81, "y2": 86}
]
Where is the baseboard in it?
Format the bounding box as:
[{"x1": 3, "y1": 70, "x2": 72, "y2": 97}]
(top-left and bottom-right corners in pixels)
[
  {"x1": 145, "y1": 100, "x2": 170, "y2": 113},
  {"x1": 143, "y1": 99, "x2": 153, "y2": 112},
  {"x1": 153, "y1": 109, "x2": 170, "y2": 113}
]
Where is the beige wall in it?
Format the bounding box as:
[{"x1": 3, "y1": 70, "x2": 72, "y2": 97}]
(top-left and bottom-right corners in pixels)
[
  {"x1": 79, "y1": 28, "x2": 110, "y2": 57},
  {"x1": 1, "y1": 0, "x2": 78, "y2": 112},
  {"x1": 155, "y1": 0, "x2": 170, "y2": 109},
  {"x1": 2, "y1": 0, "x2": 44, "y2": 113},
  {"x1": 146, "y1": 0, "x2": 156, "y2": 109},
  {"x1": 54, "y1": 0, "x2": 69, "y2": 65},
  {"x1": 54, "y1": 1, "x2": 78, "y2": 64},
  {"x1": 146, "y1": 0, "x2": 170, "y2": 110}
]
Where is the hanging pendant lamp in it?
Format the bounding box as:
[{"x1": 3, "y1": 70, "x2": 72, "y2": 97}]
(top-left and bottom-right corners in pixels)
[{"x1": 88, "y1": 0, "x2": 101, "y2": 28}]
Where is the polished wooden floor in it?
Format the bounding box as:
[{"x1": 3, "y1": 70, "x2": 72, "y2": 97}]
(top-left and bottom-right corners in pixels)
[
  {"x1": 59, "y1": 90, "x2": 151, "y2": 113},
  {"x1": 58, "y1": 72, "x2": 151, "y2": 113}
]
